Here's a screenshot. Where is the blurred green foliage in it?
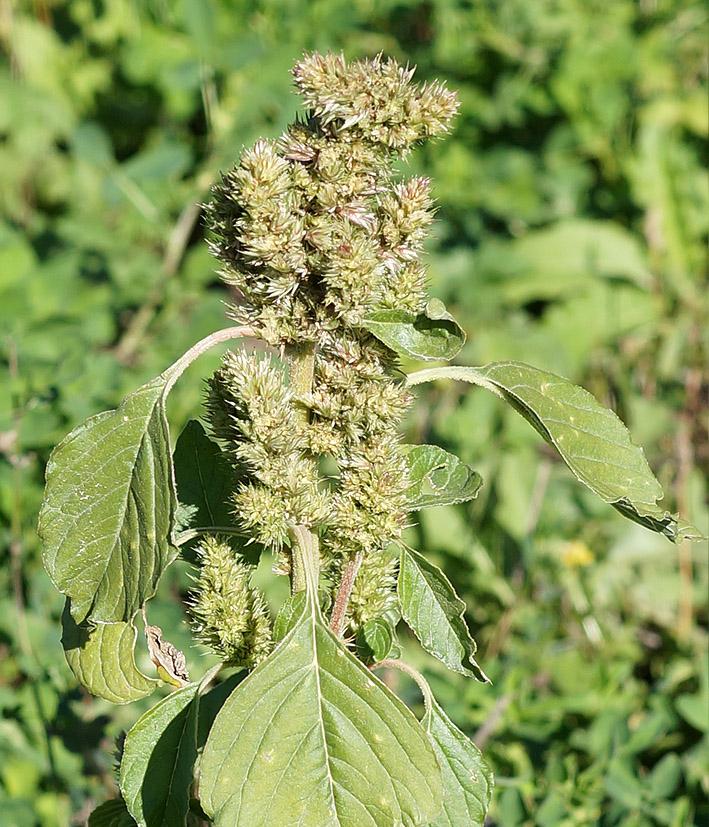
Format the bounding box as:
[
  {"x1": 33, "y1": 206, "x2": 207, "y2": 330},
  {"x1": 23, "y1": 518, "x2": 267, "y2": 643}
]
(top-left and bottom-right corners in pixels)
[{"x1": 0, "y1": 0, "x2": 706, "y2": 824}]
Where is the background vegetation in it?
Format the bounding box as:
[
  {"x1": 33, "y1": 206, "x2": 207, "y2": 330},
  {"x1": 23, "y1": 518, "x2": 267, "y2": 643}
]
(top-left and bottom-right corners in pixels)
[{"x1": 1, "y1": 1, "x2": 706, "y2": 824}]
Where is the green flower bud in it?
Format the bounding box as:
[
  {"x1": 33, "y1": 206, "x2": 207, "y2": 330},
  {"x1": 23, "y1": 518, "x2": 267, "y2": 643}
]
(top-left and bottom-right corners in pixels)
[
  {"x1": 346, "y1": 549, "x2": 399, "y2": 631},
  {"x1": 190, "y1": 537, "x2": 273, "y2": 667},
  {"x1": 292, "y1": 52, "x2": 458, "y2": 151}
]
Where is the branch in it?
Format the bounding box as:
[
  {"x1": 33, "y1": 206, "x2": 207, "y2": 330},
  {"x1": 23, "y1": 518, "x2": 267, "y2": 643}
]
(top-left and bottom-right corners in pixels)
[{"x1": 330, "y1": 551, "x2": 364, "y2": 637}]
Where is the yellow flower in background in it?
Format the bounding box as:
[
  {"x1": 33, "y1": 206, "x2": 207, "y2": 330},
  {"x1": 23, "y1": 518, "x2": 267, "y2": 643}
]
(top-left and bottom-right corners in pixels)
[{"x1": 561, "y1": 540, "x2": 595, "y2": 568}]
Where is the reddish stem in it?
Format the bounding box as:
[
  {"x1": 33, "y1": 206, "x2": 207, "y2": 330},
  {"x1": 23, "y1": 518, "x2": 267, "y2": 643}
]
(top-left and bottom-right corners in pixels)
[{"x1": 329, "y1": 551, "x2": 364, "y2": 637}]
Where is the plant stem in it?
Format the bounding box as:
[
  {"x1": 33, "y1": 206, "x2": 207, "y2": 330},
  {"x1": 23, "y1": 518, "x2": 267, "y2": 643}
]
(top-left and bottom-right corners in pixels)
[
  {"x1": 163, "y1": 325, "x2": 254, "y2": 395},
  {"x1": 676, "y1": 367, "x2": 700, "y2": 642},
  {"x1": 473, "y1": 694, "x2": 513, "y2": 750},
  {"x1": 7, "y1": 338, "x2": 57, "y2": 776},
  {"x1": 330, "y1": 550, "x2": 364, "y2": 637},
  {"x1": 370, "y1": 659, "x2": 432, "y2": 709},
  {"x1": 406, "y1": 366, "x2": 503, "y2": 399},
  {"x1": 6, "y1": 339, "x2": 34, "y2": 663},
  {"x1": 287, "y1": 341, "x2": 316, "y2": 418},
  {"x1": 289, "y1": 525, "x2": 319, "y2": 596},
  {"x1": 174, "y1": 526, "x2": 246, "y2": 547},
  {"x1": 285, "y1": 341, "x2": 320, "y2": 595}
]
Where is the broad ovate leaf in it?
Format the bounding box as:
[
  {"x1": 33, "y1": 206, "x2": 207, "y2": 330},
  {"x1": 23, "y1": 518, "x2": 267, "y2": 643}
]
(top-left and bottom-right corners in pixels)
[
  {"x1": 403, "y1": 444, "x2": 482, "y2": 510},
  {"x1": 363, "y1": 298, "x2": 465, "y2": 362},
  {"x1": 424, "y1": 696, "x2": 493, "y2": 826},
  {"x1": 398, "y1": 547, "x2": 487, "y2": 682},
  {"x1": 173, "y1": 420, "x2": 235, "y2": 537},
  {"x1": 61, "y1": 601, "x2": 157, "y2": 703},
  {"x1": 407, "y1": 362, "x2": 702, "y2": 542},
  {"x1": 200, "y1": 565, "x2": 442, "y2": 825},
  {"x1": 120, "y1": 682, "x2": 200, "y2": 827},
  {"x1": 40, "y1": 376, "x2": 177, "y2": 623}
]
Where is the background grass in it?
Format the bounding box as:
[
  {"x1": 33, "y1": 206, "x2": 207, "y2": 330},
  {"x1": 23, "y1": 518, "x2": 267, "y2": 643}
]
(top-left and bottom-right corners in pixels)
[{"x1": 0, "y1": 1, "x2": 707, "y2": 824}]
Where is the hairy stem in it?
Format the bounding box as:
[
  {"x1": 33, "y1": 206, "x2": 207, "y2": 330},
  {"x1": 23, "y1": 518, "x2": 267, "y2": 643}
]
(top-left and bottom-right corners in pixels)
[
  {"x1": 406, "y1": 365, "x2": 504, "y2": 399},
  {"x1": 287, "y1": 341, "x2": 316, "y2": 419},
  {"x1": 174, "y1": 526, "x2": 246, "y2": 547},
  {"x1": 286, "y1": 342, "x2": 320, "y2": 595},
  {"x1": 330, "y1": 550, "x2": 364, "y2": 637},
  {"x1": 163, "y1": 325, "x2": 254, "y2": 395},
  {"x1": 370, "y1": 659, "x2": 432, "y2": 709},
  {"x1": 289, "y1": 525, "x2": 319, "y2": 596}
]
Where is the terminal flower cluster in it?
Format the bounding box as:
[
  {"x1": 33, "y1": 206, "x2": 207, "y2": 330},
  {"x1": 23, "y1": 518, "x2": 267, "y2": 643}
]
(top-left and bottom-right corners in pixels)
[{"x1": 194, "y1": 52, "x2": 458, "y2": 655}]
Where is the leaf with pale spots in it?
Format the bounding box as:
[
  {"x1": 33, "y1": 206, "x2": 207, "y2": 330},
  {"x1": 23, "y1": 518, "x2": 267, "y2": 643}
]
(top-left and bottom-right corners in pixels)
[
  {"x1": 407, "y1": 362, "x2": 702, "y2": 542},
  {"x1": 200, "y1": 557, "x2": 442, "y2": 826},
  {"x1": 61, "y1": 601, "x2": 157, "y2": 704},
  {"x1": 398, "y1": 546, "x2": 488, "y2": 682},
  {"x1": 39, "y1": 375, "x2": 178, "y2": 623},
  {"x1": 363, "y1": 298, "x2": 465, "y2": 362},
  {"x1": 402, "y1": 444, "x2": 482, "y2": 510},
  {"x1": 424, "y1": 695, "x2": 493, "y2": 826}
]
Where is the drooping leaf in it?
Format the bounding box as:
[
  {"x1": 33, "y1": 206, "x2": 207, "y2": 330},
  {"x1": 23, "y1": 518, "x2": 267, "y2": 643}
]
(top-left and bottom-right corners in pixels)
[
  {"x1": 407, "y1": 362, "x2": 702, "y2": 542},
  {"x1": 200, "y1": 548, "x2": 443, "y2": 827},
  {"x1": 88, "y1": 797, "x2": 138, "y2": 827},
  {"x1": 173, "y1": 420, "x2": 235, "y2": 537},
  {"x1": 398, "y1": 546, "x2": 487, "y2": 682},
  {"x1": 402, "y1": 445, "x2": 482, "y2": 510},
  {"x1": 120, "y1": 682, "x2": 200, "y2": 827},
  {"x1": 39, "y1": 376, "x2": 177, "y2": 623},
  {"x1": 356, "y1": 617, "x2": 395, "y2": 664},
  {"x1": 423, "y1": 696, "x2": 493, "y2": 826},
  {"x1": 363, "y1": 298, "x2": 465, "y2": 362},
  {"x1": 143, "y1": 620, "x2": 190, "y2": 687},
  {"x1": 61, "y1": 601, "x2": 157, "y2": 703}
]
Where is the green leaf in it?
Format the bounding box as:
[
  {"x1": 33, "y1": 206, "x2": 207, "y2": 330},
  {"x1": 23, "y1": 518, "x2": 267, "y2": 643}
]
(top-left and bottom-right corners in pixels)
[
  {"x1": 407, "y1": 362, "x2": 702, "y2": 542},
  {"x1": 398, "y1": 547, "x2": 487, "y2": 682},
  {"x1": 356, "y1": 617, "x2": 395, "y2": 664},
  {"x1": 197, "y1": 673, "x2": 247, "y2": 747},
  {"x1": 423, "y1": 696, "x2": 492, "y2": 827},
  {"x1": 273, "y1": 591, "x2": 333, "y2": 643},
  {"x1": 272, "y1": 591, "x2": 307, "y2": 643},
  {"x1": 363, "y1": 299, "x2": 465, "y2": 362},
  {"x1": 604, "y1": 756, "x2": 646, "y2": 809},
  {"x1": 647, "y1": 753, "x2": 681, "y2": 800},
  {"x1": 675, "y1": 693, "x2": 709, "y2": 732},
  {"x1": 402, "y1": 445, "x2": 482, "y2": 510},
  {"x1": 39, "y1": 376, "x2": 177, "y2": 623},
  {"x1": 61, "y1": 601, "x2": 157, "y2": 703},
  {"x1": 200, "y1": 552, "x2": 442, "y2": 826},
  {"x1": 173, "y1": 420, "x2": 235, "y2": 535},
  {"x1": 88, "y1": 798, "x2": 138, "y2": 827},
  {"x1": 120, "y1": 682, "x2": 200, "y2": 827}
]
